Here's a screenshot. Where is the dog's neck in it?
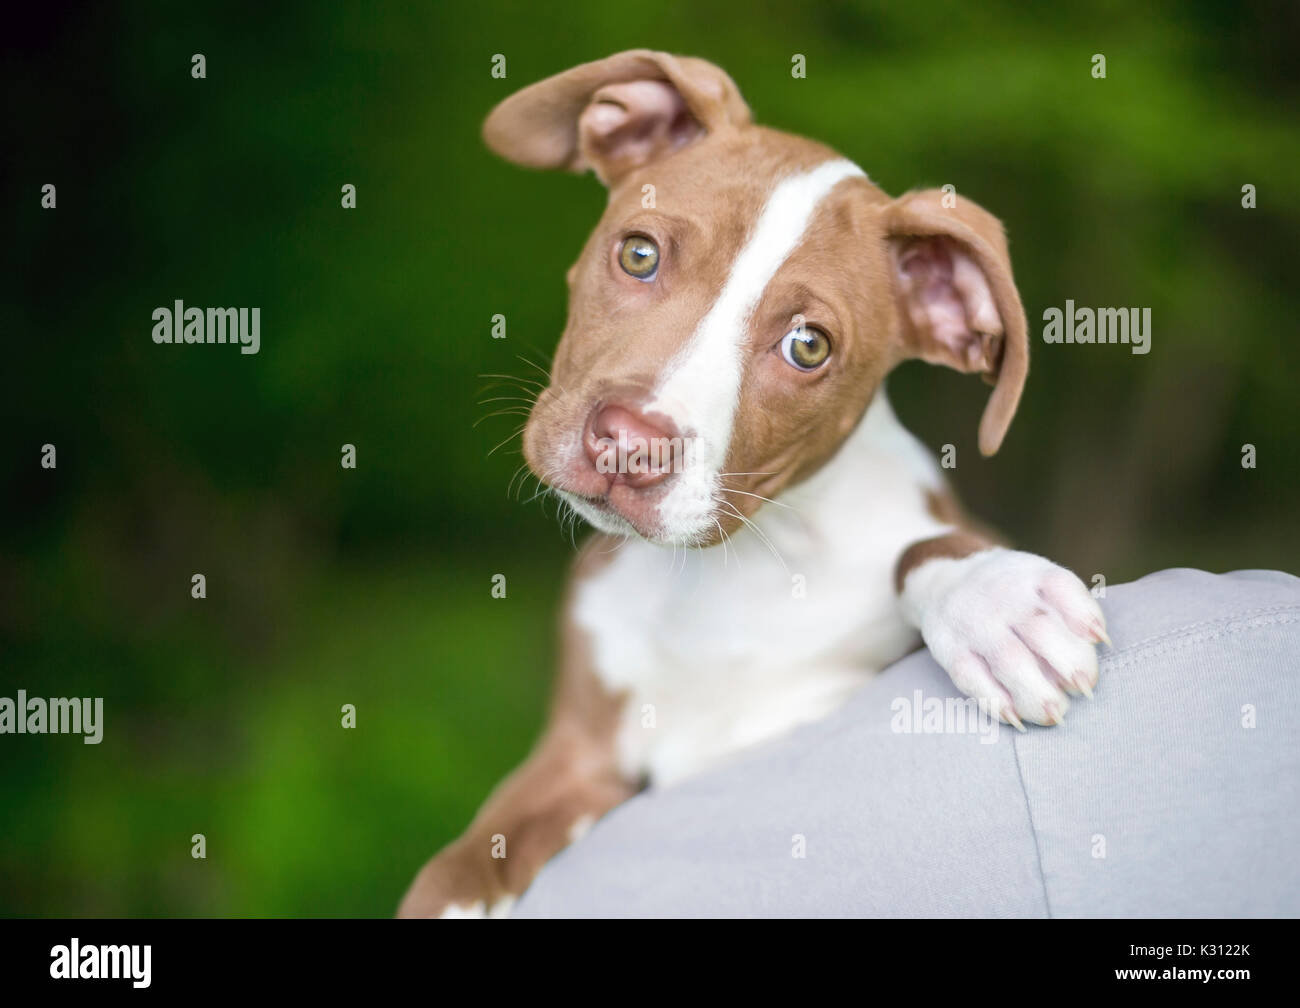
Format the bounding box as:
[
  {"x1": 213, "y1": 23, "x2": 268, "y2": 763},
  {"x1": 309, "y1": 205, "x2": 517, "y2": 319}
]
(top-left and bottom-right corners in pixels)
[
  {"x1": 739, "y1": 389, "x2": 952, "y2": 570},
  {"x1": 573, "y1": 387, "x2": 955, "y2": 784}
]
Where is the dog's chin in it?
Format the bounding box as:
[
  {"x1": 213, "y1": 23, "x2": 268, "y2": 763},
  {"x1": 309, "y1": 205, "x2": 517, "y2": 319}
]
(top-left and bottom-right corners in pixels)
[
  {"x1": 557, "y1": 491, "x2": 644, "y2": 539},
  {"x1": 554, "y1": 489, "x2": 720, "y2": 548}
]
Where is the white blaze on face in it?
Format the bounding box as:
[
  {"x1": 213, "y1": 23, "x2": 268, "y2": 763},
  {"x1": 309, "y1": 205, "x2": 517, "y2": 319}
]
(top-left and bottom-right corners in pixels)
[{"x1": 647, "y1": 158, "x2": 866, "y2": 541}]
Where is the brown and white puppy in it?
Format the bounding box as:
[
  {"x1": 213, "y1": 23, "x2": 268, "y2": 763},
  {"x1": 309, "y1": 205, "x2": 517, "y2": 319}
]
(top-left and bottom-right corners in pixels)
[{"x1": 398, "y1": 50, "x2": 1108, "y2": 918}]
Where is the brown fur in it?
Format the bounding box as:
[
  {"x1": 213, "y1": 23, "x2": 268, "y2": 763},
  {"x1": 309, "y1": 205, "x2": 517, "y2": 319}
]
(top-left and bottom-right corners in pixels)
[{"x1": 396, "y1": 538, "x2": 632, "y2": 917}]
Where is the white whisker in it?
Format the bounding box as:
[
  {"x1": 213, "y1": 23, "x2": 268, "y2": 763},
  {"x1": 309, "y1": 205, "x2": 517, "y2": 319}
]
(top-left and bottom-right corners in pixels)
[
  {"x1": 486, "y1": 427, "x2": 526, "y2": 457},
  {"x1": 715, "y1": 497, "x2": 787, "y2": 572},
  {"x1": 476, "y1": 396, "x2": 538, "y2": 406},
  {"x1": 718, "y1": 486, "x2": 795, "y2": 511}
]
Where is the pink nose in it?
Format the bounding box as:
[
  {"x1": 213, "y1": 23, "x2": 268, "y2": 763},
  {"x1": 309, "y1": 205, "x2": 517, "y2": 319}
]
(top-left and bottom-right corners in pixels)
[{"x1": 584, "y1": 403, "x2": 680, "y2": 488}]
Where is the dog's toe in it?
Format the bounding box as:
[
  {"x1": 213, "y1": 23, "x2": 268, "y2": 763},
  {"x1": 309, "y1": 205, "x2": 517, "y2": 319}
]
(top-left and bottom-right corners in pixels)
[{"x1": 912, "y1": 547, "x2": 1104, "y2": 727}]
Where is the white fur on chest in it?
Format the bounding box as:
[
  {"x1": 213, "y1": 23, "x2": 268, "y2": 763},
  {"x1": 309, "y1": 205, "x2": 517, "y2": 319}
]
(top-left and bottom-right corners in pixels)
[{"x1": 571, "y1": 394, "x2": 953, "y2": 785}]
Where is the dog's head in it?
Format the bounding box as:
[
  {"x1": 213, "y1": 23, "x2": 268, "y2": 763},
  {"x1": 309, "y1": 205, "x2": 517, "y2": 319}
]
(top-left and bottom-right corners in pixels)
[{"x1": 485, "y1": 50, "x2": 1028, "y2": 545}]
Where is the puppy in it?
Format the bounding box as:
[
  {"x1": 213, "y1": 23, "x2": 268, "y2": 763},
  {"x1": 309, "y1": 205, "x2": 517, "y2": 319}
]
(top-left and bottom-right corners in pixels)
[{"x1": 399, "y1": 50, "x2": 1107, "y2": 918}]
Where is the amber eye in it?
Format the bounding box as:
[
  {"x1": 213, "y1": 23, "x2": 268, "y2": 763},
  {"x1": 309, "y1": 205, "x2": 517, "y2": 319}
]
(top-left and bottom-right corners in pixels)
[
  {"x1": 780, "y1": 325, "x2": 832, "y2": 370},
  {"x1": 618, "y1": 235, "x2": 659, "y2": 280}
]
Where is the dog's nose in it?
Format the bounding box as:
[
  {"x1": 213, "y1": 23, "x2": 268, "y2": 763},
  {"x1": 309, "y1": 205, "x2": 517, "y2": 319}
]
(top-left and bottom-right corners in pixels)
[{"x1": 584, "y1": 403, "x2": 680, "y2": 488}]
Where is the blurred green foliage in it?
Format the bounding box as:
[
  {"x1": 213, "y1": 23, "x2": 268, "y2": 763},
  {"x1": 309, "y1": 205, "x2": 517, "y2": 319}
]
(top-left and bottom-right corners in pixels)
[{"x1": 2, "y1": 0, "x2": 1297, "y2": 914}]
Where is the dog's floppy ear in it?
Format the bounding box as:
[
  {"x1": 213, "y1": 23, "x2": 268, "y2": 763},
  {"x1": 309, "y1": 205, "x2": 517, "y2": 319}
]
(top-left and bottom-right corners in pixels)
[
  {"x1": 885, "y1": 189, "x2": 1029, "y2": 456},
  {"x1": 483, "y1": 49, "x2": 751, "y2": 186}
]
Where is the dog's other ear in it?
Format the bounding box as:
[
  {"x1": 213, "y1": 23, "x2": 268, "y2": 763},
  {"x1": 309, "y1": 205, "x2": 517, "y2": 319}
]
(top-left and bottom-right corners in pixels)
[
  {"x1": 885, "y1": 189, "x2": 1029, "y2": 456},
  {"x1": 483, "y1": 49, "x2": 751, "y2": 186}
]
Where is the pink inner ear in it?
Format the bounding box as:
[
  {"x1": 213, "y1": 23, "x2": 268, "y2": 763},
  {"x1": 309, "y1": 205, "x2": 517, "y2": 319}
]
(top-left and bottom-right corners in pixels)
[
  {"x1": 897, "y1": 236, "x2": 1002, "y2": 371},
  {"x1": 577, "y1": 80, "x2": 703, "y2": 183}
]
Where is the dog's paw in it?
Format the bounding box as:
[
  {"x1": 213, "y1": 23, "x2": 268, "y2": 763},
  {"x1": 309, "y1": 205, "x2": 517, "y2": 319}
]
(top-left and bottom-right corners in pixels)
[
  {"x1": 396, "y1": 845, "x2": 515, "y2": 919},
  {"x1": 901, "y1": 547, "x2": 1108, "y2": 727},
  {"x1": 437, "y1": 896, "x2": 517, "y2": 919}
]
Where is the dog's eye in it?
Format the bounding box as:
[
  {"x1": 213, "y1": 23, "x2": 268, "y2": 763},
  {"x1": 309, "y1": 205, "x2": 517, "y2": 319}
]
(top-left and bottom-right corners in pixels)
[
  {"x1": 780, "y1": 325, "x2": 831, "y2": 370},
  {"x1": 618, "y1": 235, "x2": 659, "y2": 280}
]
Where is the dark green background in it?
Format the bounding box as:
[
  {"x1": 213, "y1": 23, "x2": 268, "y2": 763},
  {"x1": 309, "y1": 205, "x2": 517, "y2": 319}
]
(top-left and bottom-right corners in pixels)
[{"x1": 3, "y1": 0, "x2": 1296, "y2": 915}]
